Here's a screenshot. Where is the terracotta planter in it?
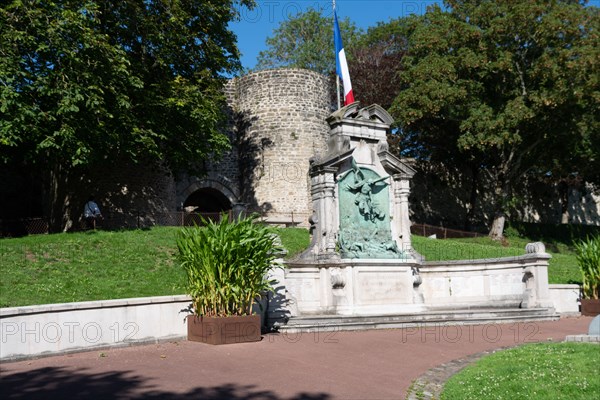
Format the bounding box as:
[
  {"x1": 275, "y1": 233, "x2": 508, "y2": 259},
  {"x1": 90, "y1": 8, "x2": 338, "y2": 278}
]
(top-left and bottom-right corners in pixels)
[
  {"x1": 581, "y1": 299, "x2": 600, "y2": 317},
  {"x1": 187, "y1": 314, "x2": 261, "y2": 345}
]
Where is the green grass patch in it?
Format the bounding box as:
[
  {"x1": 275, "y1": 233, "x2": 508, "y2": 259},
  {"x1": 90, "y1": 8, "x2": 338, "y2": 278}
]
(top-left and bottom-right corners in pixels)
[
  {"x1": 441, "y1": 343, "x2": 600, "y2": 400},
  {"x1": 0, "y1": 226, "x2": 310, "y2": 308},
  {"x1": 507, "y1": 221, "x2": 600, "y2": 248},
  {"x1": 0, "y1": 227, "x2": 185, "y2": 308},
  {"x1": 273, "y1": 227, "x2": 310, "y2": 259},
  {"x1": 412, "y1": 235, "x2": 523, "y2": 261}
]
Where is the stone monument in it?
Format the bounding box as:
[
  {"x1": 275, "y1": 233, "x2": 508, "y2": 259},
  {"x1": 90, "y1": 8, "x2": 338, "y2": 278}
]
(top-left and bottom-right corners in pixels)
[
  {"x1": 265, "y1": 102, "x2": 558, "y2": 331},
  {"x1": 281, "y1": 103, "x2": 423, "y2": 317}
]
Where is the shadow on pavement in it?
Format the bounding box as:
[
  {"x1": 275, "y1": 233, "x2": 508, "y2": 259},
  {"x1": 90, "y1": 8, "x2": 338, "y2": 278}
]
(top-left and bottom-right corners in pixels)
[{"x1": 0, "y1": 366, "x2": 330, "y2": 400}]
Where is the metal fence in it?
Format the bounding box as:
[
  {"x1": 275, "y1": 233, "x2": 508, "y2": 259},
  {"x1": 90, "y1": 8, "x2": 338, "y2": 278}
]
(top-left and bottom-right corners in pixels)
[
  {"x1": 410, "y1": 223, "x2": 484, "y2": 239},
  {"x1": 0, "y1": 210, "x2": 308, "y2": 238},
  {"x1": 2, "y1": 217, "x2": 480, "y2": 239},
  {"x1": 0, "y1": 218, "x2": 50, "y2": 237},
  {"x1": 0, "y1": 211, "x2": 231, "y2": 237}
]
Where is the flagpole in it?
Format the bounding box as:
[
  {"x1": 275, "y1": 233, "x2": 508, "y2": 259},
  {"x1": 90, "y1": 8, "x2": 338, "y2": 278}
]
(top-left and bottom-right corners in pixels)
[
  {"x1": 336, "y1": 78, "x2": 341, "y2": 110},
  {"x1": 334, "y1": 0, "x2": 341, "y2": 110}
]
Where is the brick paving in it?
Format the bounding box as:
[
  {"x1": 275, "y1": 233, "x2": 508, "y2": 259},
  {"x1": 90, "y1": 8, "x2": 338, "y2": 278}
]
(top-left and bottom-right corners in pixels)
[{"x1": 0, "y1": 317, "x2": 592, "y2": 400}]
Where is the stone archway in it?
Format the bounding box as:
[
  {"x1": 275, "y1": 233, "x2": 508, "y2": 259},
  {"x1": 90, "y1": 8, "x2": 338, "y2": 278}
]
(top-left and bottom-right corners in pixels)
[
  {"x1": 184, "y1": 187, "x2": 232, "y2": 213},
  {"x1": 179, "y1": 177, "x2": 240, "y2": 215}
]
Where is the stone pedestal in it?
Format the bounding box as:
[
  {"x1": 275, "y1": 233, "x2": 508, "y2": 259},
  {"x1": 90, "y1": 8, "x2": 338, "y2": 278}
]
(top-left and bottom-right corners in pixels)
[{"x1": 285, "y1": 259, "x2": 424, "y2": 316}]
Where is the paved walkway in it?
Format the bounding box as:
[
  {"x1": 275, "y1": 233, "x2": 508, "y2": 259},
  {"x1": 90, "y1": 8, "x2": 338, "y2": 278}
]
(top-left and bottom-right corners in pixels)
[{"x1": 0, "y1": 317, "x2": 593, "y2": 400}]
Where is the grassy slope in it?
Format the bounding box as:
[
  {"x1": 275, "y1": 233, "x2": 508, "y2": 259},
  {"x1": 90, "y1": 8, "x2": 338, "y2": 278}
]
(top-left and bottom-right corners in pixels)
[
  {"x1": 0, "y1": 228, "x2": 184, "y2": 307},
  {"x1": 0, "y1": 226, "x2": 581, "y2": 307},
  {"x1": 0, "y1": 226, "x2": 310, "y2": 308}
]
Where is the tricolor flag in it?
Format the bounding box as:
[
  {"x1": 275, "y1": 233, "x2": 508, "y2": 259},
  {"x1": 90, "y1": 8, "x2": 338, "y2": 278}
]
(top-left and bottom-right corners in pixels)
[{"x1": 334, "y1": 9, "x2": 355, "y2": 106}]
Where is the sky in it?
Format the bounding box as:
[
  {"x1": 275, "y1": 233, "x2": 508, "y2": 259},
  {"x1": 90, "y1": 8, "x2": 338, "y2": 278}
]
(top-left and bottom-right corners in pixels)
[
  {"x1": 229, "y1": 0, "x2": 439, "y2": 71},
  {"x1": 230, "y1": 0, "x2": 600, "y2": 71}
]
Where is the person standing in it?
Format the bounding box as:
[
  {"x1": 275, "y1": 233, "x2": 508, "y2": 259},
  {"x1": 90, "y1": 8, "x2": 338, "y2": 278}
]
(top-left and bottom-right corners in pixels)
[{"x1": 84, "y1": 196, "x2": 102, "y2": 230}]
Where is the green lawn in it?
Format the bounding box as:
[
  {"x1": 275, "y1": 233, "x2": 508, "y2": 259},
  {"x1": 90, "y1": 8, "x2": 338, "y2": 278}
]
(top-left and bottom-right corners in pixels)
[
  {"x1": 0, "y1": 227, "x2": 185, "y2": 308},
  {"x1": 0, "y1": 226, "x2": 309, "y2": 308},
  {"x1": 441, "y1": 343, "x2": 600, "y2": 400},
  {"x1": 0, "y1": 226, "x2": 582, "y2": 308}
]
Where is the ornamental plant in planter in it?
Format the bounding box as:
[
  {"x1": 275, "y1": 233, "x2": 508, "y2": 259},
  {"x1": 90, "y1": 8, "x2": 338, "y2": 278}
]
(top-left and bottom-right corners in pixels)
[
  {"x1": 176, "y1": 214, "x2": 283, "y2": 344},
  {"x1": 575, "y1": 235, "x2": 600, "y2": 316}
]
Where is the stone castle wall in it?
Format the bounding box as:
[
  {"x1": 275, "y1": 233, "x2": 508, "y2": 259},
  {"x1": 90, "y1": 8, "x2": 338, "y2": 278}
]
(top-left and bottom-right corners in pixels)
[
  {"x1": 75, "y1": 68, "x2": 331, "y2": 229},
  {"x1": 177, "y1": 69, "x2": 331, "y2": 226},
  {"x1": 82, "y1": 160, "x2": 177, "y2": 228}
]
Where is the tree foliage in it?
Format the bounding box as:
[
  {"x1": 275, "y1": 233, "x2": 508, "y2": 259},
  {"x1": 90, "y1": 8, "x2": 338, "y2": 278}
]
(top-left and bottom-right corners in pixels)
[
  {"x1": 255, "y1": 8, "x2": 362, "y2": 75},
  {"x1": 349, "y1": 18, "x2": 412, "y2": 111},
  {"x1": 391, "y1": 0, "x2": 599, "y2": 238},
  {"x1": 0, "y1": 0, "x2": 253, "y2": 230}
]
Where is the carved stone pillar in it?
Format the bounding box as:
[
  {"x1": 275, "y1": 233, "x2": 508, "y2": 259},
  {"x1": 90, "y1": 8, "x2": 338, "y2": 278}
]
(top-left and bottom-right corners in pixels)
[
  {"x1": 522, "y1": 242, "x2": 554, "y2": 309},
  {"x1": 322, "y1": 168, "x2": 338, "y2": 255},
  {"x1": 394, "y1": 174, "x2": 413, "y2": 251},
  {"x1": 307, "y1": 166, "x2": 338, "y2": 259}
]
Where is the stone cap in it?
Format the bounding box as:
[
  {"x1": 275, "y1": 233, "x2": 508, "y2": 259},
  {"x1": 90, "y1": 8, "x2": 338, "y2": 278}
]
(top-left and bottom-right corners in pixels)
[{"x1": 327, "y1": 102, "x2": 394, "y2": 126}]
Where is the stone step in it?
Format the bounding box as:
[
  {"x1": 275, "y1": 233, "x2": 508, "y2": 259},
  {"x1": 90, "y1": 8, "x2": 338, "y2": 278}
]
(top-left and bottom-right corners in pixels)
[{"x1": 277, "y1": 308, "x2": 558, "y2": 333}]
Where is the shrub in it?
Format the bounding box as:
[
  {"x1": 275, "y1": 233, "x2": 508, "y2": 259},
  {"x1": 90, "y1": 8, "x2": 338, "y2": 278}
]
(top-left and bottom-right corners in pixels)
[
  {"x1": 574, "y1": 235, "x2": 600, "y2": 299},
  {"x1": 176, "y1": 214, "x2": 283, "y2": 317}
]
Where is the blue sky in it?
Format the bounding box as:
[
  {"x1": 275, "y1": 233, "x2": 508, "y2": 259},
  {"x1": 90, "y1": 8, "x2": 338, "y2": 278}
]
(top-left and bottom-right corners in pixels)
[
  {"x1": 230, "y1": 0, "x2": 600, "y2": 71},
  {"x1": 230, "y1": 0, "x2": 438, "y2": 70}
]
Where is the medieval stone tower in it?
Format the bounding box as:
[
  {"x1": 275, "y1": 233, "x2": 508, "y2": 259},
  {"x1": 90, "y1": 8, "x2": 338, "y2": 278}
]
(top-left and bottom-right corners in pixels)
[{"x1": 177, "y1": 68, "x2": 332, "y2": 226}]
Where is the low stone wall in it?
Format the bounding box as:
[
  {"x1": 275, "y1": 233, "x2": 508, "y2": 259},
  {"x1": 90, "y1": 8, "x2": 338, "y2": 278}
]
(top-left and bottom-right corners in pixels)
[
  {"x1": 548, "y1": 284, "x2": 581, "y2": 316},
  {"x1": 418, "y1": 251, "x2": 553, "y2": 311},
  {"x1": 1, "y1": 249, "x2": 568, "y2": 360},
  {"x1": 0, "y1": 295, "x2": 192, "y2": 361}
]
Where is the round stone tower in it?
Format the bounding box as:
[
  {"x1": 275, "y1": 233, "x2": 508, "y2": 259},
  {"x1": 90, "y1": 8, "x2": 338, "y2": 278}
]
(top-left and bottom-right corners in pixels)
[{"x1": 229, "y1": 68, "x2": 331, "y2": 225}]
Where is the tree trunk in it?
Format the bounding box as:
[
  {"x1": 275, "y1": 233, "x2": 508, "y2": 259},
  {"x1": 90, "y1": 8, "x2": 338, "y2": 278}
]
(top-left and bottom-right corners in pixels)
[
  {"x1": 47, "y1": 164, "x2": 75, "y2": 233},
  {"x1": 464, "y1": 165, "x2": 479, "y2": 231},
  {"x1": 558, "y1": 181, "x2": 570, "y2": 224},
  {"x1": 489, "y1": 175, "x2": 509, "y2": 241},
  {"x1": 489, "y1": 213, "x2": 506, "y2": 241}
]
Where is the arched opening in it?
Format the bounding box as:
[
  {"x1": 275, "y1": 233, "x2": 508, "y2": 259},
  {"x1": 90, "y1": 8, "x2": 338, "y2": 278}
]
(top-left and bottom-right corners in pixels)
[{"x1": 184, "y1": 188, "x2": 232, "y2": 213}]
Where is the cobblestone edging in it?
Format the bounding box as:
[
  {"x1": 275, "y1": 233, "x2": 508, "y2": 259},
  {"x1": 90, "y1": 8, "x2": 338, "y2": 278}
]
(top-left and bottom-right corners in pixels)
[
  {"x1": 404, "y1": 347, "x2": 515, "y2": 400},
  {"x1": 565, "y1": 334, "x2": 600, "y2": 343},
  {"x1": 404, "y1": 336, "x2": 599, "y2": 400}
]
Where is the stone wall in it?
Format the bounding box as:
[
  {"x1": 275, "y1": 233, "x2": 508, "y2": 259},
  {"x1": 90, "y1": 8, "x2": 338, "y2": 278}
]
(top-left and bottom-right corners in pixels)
[
  {"x1": 0, "y1": 295, "x2": 191, "y2": 361},
  {"x1": 231, "y1": 69, "x2": 331, "y2": 223},
  {"x1": 2, "y1": 69, "x2": 332, "y2": 232},
  {"x1": 177, "y1": 69, "x2": 331, "y2": 226},
  {"x1": 85, "y1": 160, "x2": 177, "y2": 228}
]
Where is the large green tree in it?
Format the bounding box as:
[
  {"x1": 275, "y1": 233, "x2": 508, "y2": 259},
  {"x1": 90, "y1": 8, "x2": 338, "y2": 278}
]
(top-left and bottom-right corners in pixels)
[
  {"x1": 349, "y1": 18, "x2": 412, "y2": 111},
  {"x1": 347, "y1": 18, "x2": 413, "y2": 158},
  {"x1": 392, "y1": 0, "x2": 599, "y2": 238},
  {"x1": 255, "y1": 8, "x2": 362, "y2": 75},
  {"x1": 1, "y1": 0, "x2": 253, "y2": 231}
]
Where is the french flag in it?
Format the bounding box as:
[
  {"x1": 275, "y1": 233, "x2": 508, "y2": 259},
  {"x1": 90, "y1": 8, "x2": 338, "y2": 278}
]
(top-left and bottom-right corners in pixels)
[{"x1": 334, "y1": 9, "x2": 355, "y2": 105}]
